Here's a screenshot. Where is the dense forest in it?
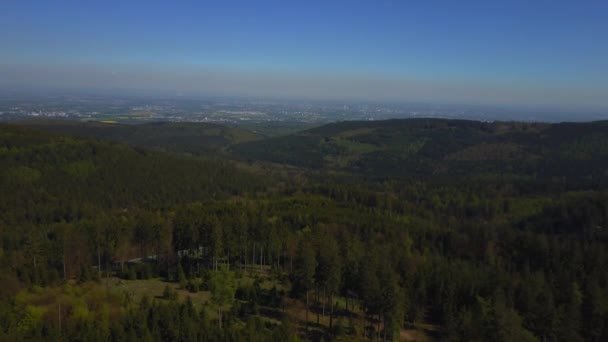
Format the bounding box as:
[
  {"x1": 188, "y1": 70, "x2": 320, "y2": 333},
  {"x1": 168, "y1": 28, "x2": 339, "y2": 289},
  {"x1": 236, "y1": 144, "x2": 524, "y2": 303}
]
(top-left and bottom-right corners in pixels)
[
  {"x1": 1, "y1": 119, "x2": 608, "y2": 341},
  {"x1": 233, "y1": 119, "x2": 608, "y2": 182},
  {"x1": 17, "y1": 120, "x2": 261, "y2": 156}
]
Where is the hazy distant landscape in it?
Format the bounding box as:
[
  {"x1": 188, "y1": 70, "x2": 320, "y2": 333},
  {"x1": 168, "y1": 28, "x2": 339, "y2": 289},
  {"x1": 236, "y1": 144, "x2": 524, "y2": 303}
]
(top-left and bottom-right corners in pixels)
[{"x1": 1, "y1": 1, "x2": 608, "y2": 341}]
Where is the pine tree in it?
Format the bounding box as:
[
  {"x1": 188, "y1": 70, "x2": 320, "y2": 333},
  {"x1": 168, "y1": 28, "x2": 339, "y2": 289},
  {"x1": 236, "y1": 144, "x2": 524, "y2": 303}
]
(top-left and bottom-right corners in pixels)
[{"x1": 293, "y1": 240, "x2": 316, "y2": 332}]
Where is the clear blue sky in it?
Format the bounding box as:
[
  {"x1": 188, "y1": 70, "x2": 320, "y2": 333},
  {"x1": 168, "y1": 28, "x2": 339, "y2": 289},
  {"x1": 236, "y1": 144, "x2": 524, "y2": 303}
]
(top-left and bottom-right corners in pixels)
[{"x1": 1, "y1": 1, "x2": 607, "y2": 107}]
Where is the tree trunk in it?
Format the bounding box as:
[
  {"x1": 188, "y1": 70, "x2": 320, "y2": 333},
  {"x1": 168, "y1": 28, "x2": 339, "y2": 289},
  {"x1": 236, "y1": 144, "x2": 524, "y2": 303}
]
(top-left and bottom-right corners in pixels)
[
  {"x1": 376, "y1": 315, "x2": 381, "y2": 341},
  {"x1": 166, "y1": 252, "x2": 170, "y2": 280},
  {"x1": 306, "y1": 291, "x2": 309, "y2": 331},
  {"x1": 329, "y1": 294, "x2": 334, "y2": 330},
  {"x1": 281, "y1": 250, "x2": 285, "y2": 271},
  {"x1": 317, "y1": 288, "x2": 320, "y2": 324},
  {"x1": 383, "y1": 316, "x2": 387, "y2": 342},
  {"x1": 97, "y1": 243, "x2": 101, "y2": 279},
  {"x1": 322, "y1": 289, "x2": 326, "y2": 318},
  {"x1": 63, "y1": 255, "x2": 67, "y2": 280},
  {"x1": 218, "y1": 306, "x2": 222, "y2": 329},
  {"x1": 361, "y1": 306, "x2": 365, "y2": 338}
]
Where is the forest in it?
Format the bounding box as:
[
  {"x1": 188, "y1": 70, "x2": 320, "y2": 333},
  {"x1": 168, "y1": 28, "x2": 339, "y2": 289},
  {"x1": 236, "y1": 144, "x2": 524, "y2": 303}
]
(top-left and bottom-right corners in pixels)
[{"x1": 1, "y1": 119, "x2": 608, "y2": 341}]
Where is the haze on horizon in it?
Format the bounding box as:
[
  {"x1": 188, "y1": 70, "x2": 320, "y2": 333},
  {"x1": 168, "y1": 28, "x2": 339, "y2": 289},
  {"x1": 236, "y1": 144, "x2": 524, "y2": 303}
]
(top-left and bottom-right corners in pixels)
[{"x1": 1, "y1": 1, "x2": 607, "y2": 110}]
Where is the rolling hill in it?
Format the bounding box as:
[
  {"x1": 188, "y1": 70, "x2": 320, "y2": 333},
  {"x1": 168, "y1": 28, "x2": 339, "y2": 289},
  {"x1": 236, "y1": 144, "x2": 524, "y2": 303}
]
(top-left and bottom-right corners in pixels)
[
  {"x1": 16, "y1": 120, "x2": 261, "y2": 156},
  {"x1": 0, "y1": 124, "x2": 265, "y2": 224},
  {"x1": 232, "y1": 118, "x2": 608, "y2": 181},
  {"x1": 2, "y1": 119, "x2": 608, "y2": 341},
  {"x1": 13, "y1": 118, "x2": 608, "y2": 183}
]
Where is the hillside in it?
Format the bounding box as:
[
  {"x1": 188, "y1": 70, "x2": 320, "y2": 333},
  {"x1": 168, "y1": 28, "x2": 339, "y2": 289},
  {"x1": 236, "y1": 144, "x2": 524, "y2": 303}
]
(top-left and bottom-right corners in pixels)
[
  {"x1": 17, "y1": 120, "x2": 261, "y2": 155},
  {"x1": 0, "y1": 124, "x2": 265, "y2": 224},
  {"x1": 232, "y1": 118, "x2": 608, "y2": 181},
  {"x1": 2, "y1": 120, "x2": 608, "y2": 341}
]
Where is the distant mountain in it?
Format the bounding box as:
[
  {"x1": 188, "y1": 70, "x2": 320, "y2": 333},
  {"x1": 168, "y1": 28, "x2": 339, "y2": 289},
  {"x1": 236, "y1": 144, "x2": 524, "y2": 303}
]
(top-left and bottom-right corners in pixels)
[
  {"x1": 16, "y1": 120, "x2": 261, "y2": 155},
  {"x1": 231, "y1": 118, "x2": 608, "y2": 182}
]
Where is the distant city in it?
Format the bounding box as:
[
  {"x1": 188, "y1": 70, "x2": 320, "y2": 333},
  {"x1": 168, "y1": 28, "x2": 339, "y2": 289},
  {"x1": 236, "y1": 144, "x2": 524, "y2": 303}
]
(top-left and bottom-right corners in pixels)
[{"x1": 1, "y1": 94, "x2": 607, "y2": 126}]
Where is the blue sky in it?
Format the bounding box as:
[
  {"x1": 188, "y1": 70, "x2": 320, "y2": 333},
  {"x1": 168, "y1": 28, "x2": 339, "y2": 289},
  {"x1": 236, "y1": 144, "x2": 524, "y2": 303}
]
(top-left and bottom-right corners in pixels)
[{"x1": 1, "y1": 1, "x2": 607, "y2": 106}]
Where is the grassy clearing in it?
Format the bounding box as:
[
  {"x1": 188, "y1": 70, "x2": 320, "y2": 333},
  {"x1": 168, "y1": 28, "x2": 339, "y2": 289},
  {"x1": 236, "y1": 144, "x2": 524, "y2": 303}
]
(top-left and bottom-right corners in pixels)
[
  {"x1": 106, "y1": 277, "x2": 211, "y2": 307},
  {"x1": 336, "y1": 128, "x2": 377, "y2": 138},
  {"x1": 14, "y1": 272, "x2": 433, "y2": 340},
  {"x1": 332, "y1": 138, "x2": 378, "y2": 154}
]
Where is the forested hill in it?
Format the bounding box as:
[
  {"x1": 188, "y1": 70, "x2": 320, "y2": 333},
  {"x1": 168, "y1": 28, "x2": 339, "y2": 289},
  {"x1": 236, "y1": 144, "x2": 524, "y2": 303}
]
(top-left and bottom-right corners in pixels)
[
  {"x1": 17, "y1": 120, "x2": 261, "y2": 156},
  {"x1": 232, "y1": 118, "x2": 608, "y2": 181},
  {"x1": 0, "y1": 124, "x2": 265, "y2": 224},
  {"x1": 2, "y1": 120, "x2": 608, "y2": 341}
]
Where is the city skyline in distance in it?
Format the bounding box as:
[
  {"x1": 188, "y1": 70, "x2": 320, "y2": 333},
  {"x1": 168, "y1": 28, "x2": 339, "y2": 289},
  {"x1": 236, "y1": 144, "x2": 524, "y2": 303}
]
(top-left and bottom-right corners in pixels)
[{"x1": 1, "y1": 1, "x2": 607, "y2": 111}]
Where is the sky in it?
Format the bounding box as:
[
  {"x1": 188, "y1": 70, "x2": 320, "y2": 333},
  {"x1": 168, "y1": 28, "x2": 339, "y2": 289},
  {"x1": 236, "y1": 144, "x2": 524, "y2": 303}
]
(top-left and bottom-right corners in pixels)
[{"x1": 1, "y1": 0, "x2": 607, "y2": 107}]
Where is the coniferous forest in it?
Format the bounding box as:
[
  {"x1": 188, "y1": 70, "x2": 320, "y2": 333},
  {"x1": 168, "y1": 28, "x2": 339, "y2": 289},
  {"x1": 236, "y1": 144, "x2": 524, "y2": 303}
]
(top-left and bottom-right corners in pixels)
[{"x1": 2, "y1": 119, "x2": 608, "y2": 341}]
